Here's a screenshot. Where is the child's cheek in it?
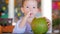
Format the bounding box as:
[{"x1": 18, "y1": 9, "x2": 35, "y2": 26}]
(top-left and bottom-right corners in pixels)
[
  {"x1": 33, "y1": 10, "x2": 38, "y2": 15},
  {"x1": 24, "y1": 9, "x2": 29, "y2": 14}
]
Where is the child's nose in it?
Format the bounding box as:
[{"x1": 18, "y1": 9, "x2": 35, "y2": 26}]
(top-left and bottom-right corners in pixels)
[
  {"x1": 29, "y1": 7, "x2": 32, "y2": 11},
  {"x1": 30, "y1": 9, "x2": 32, "y2": 11},
  {"x1": 29, "y1": 8, "x2": 33, "y2": 11}
]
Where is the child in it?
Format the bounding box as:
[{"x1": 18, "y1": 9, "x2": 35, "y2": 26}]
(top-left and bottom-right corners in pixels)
[{"x1": 13, "y1": 0, "x2": 50, "y2": 34}]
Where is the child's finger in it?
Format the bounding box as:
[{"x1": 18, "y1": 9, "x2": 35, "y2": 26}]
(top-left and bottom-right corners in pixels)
[
  {"x1": 47, "y1": 22, "x2": 50, "y2": 29},
  {"x1": 26, "y1": 12, "x2": 31, "y2": 17},
  {"x1": 48, "y1": 25, "x2": 50, "y2": 29},
  {"x1": 46, "y1": 19, "x2": 51, "y2": 29},
  {"x1": 47, "y1": 22, "x2": 50, "y2": 25},
  {"x1": 27, "y1": 11, "x2": 31, "y2": 14},
  {"x1": 46, "y1": 19, "x2": 50, "y2": 23}
]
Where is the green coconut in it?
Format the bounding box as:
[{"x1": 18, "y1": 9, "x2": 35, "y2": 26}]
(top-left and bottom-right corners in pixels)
[{"x1": 31, "y1": 17, "x2": 48, "y2": 34}]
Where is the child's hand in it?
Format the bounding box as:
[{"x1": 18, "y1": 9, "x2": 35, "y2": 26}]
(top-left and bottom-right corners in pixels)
[
  {"x1": 25, "y1": 12, "x2": 31, "y2": 18},
  {"x1": 25, "y1": 12, "x2": 35, "y2": 23},
  {"x1": 46, "y1": 19, "x2": 50, "y2": 29},
  {"x1": 19, "y1": 12, "x2": 31, "y2": 28},
  {"x1": 43, "y1": 17, "x2": 50, "y2": 29},
  {"x1": 25, "y1": 11, "x2": 35, "y2": 19}
]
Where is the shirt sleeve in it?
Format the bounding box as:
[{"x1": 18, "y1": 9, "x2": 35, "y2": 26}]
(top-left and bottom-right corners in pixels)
[{"x1": 12, "y1": 19, "x2": 26, "y2": 33}]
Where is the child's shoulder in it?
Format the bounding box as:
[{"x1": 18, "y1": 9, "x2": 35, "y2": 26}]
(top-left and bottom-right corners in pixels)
[{"x1": 16, "y1": 17, "x2": 23, "y2": 24}]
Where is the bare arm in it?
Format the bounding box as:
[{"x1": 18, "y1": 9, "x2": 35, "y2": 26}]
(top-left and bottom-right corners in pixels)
[{"x1": 19, "y1": 12, "x2": 31, "y2": 28}]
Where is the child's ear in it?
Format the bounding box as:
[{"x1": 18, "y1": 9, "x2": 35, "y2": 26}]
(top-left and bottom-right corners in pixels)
[{"x1": 21, "y1": 7, "x2": 24, "y2": 13}]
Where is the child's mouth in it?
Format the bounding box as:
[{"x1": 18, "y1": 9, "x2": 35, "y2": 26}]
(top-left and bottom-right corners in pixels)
[
  {"x1": 29, "y1": 13, "x2": 34, "y2": 18},
  {"x1": 30, "y1": 13, "x2": 32, "y2": 15}
]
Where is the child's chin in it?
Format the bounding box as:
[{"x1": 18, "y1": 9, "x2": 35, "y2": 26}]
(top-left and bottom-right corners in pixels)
[
  {"x1": 28, "y1": 16, "x2": 33, "y2": 19},
  {"x1": 28, "y1": 15, "x2": 35, "y2": 20},
  {"x1": 29, "y1": 15, "x2": 34, "y2": 18}
]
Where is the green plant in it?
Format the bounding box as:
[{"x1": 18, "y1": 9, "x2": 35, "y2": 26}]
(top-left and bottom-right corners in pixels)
[{"x1": 53, "y1": 18, "x2": 60, "y2": 27}]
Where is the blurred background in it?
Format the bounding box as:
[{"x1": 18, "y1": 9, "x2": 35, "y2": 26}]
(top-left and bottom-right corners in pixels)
[
  {"x1": 0, "y1": 0, "x2": 8, "y2": 18},
  {"x1": 0, "y1": 0, "x2": 13, "y2": 34},
  {"x1": 52, "y1": 0, "x2": 60, "y2": 34},
  {"x1": 1, "y1": 0, "x2": 60, "y2": 34}
]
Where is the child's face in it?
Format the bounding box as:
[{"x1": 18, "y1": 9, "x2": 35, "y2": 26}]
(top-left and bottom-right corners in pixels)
[{"x1": 21, "y1": 0, "x2": 38, "y2": 16}]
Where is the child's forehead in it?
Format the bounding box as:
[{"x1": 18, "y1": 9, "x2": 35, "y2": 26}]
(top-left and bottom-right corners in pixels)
[
  {"x1": 24, "y1": 0, "x2": 37, "y2": 3},
  {"x1": 23, "y1": 0, "x2": 37, "y2": 6}
]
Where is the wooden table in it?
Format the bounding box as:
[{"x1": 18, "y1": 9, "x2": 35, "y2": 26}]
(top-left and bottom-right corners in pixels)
[
  {"x1": 0, "y1": 25, "x2": 2, "y2": 34},
  {"x1": 0, "y1": 26, "x2": 14, "y2": 33}
]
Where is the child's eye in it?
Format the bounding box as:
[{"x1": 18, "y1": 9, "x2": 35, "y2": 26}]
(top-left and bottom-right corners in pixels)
[
  {"x1": 33, "y1": 7, "x2": 35, "y2": 8},
  {"x1": 26, "y1": 6, "x2": 29, "y2": 8}
]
